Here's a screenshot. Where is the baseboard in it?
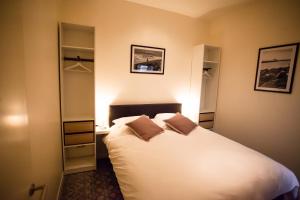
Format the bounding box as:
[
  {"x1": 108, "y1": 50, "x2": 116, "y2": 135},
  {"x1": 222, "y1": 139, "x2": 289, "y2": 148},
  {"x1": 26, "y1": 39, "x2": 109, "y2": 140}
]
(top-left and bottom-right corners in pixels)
[{"x1": 56, "y1": 172, "x2": 64, "y2": 200}]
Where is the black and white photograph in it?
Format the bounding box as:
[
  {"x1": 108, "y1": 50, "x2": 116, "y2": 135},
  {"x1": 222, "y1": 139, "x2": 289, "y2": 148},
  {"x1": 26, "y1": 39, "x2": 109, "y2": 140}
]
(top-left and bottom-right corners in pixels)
[
  {"x1": 130, "y1": 45, "x2": 165, "y2": 74},
  {"x1": 254, "y1": 43, "x2": 299, "y2": 93}
]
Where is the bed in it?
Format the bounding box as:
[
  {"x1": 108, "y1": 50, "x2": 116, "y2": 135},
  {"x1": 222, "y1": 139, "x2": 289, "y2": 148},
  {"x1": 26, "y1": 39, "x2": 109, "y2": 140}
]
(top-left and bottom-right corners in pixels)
[{"x1": 104, "y1": 103, "x2": 299, "y2": 200}]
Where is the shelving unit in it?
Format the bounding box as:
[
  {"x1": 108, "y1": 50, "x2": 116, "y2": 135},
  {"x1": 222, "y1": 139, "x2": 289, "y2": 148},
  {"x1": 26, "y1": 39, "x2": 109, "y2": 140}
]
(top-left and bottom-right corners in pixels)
[
  {"x1": 64, "y1": 144, "x2": 95, "y2": 173},
  {"x1": 191, "y1": 44, "x2": 221, "y2": 129},
  {"x1": 65, "y1": 156, "x2": 95, "y2": 171},
  {"x1": 200, "y1": 45, "x2": 221, "y2": 129},
  {"x1": 62, "y1": 45, "x2": 94, "y2": 52},
  {"x1": 59, "y1": 22, "x2": 96, "y2": 174}
]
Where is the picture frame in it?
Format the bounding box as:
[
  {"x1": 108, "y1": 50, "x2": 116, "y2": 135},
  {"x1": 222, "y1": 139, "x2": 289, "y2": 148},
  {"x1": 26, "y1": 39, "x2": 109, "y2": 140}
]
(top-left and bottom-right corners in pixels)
[
  {"x1": 254, "y1": 43, "x2": 299, "y2": 93},
  {"x1": 130, "y1": 45, "x2": 165, "y2": 75}
]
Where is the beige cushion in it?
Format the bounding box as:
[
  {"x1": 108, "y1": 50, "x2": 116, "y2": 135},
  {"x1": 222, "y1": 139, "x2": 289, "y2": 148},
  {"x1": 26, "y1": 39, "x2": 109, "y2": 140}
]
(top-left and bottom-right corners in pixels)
[
  {"x1": 126, "y1": 115, "x2": 164, "y2": 141},
  {"x1": 164, "y1": 113, "x2": 197, "y2": 135}
]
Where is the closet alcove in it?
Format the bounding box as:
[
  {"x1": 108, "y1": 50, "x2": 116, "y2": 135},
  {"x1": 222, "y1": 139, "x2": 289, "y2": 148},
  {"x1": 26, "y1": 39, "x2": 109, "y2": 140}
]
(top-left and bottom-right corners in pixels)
[
  {"x1": 59, "y1": 22, "x2": 96, "y2": 174},
  {"x1": 191, "y1": 44, "x2": 221, "y2": 130}
]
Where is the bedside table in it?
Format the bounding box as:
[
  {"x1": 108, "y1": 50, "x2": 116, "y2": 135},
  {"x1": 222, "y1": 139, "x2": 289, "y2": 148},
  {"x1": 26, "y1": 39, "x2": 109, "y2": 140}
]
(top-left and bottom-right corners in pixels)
[
  {"x1": 199, "y1": 112, "x2": 214, "y2": 129},
  {"x1": 95, "y1": 127, "x2": 110, "y2": 135},
  {"x1": 96, "y1": 127, "x2": 110, "y2": 160}
]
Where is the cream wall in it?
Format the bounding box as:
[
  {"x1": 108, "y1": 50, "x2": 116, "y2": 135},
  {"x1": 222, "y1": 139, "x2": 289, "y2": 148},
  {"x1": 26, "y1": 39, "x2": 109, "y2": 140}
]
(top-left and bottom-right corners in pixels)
[
  {"x1": 60, "y1": 0, "x2": 208, "y2": 125},
  {"x1": 206, "y1": 0, "x2": 300, "y2": 177}
]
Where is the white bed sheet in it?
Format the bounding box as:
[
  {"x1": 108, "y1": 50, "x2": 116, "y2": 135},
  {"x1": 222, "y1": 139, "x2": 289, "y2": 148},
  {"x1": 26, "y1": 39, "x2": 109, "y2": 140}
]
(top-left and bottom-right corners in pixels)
[{"x1": 104, "y1": 123, "x2": 299, "y2": 200}]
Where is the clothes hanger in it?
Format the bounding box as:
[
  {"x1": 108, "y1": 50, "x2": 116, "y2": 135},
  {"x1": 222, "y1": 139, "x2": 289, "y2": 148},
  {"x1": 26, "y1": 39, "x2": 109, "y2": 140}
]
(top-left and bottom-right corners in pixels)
[
  {"x1": 64, "y1": 56, "x2": 92, "y2": 72},
  {"x1": 203, "y1": 68, "x2": 211, "y2": 79},
  {"x1": 64, "y1": 62, "x2": 92, "y2": 72}
]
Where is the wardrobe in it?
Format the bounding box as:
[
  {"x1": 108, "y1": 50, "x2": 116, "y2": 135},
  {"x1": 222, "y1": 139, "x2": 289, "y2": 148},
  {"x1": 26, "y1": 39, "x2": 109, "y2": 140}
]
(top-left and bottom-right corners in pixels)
[
  {"x1": 191, "y1": 44, "x2": 221, "y2": 129},
  {"x1": 59, "y1": 22, "x2": 96, "y2": 174}
]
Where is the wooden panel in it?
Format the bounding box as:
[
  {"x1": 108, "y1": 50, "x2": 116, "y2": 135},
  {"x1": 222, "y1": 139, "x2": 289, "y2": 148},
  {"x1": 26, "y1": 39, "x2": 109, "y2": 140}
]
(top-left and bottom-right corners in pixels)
[
  {"x1": 65, "y1": 144, "x2": 94, "y2": 158},
  {"x1": 199, "y1": 112, "x2": 214, "y2": 121},
  {"x1": 64, "y1": 145, "x2": 96, "y2": 174},
  {"x1": 109, "y1": 103, "x2": 182, "y2": 126},
  {"x1": 199, "y1": 121, "x2": 214, "y2": 129},
  {"x1": 65, "y1": 133, "x2": 94, "y2": 145},
  {"x1": 64, "y1": 121, "x2": 94, "y2": 133}
]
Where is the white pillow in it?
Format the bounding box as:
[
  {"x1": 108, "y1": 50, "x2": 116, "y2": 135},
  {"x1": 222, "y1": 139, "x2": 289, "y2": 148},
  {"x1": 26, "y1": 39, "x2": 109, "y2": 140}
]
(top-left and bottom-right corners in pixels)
[
  {"x1": 112, "y1": 116, "x2": 144, "y2": 125},
  {"x1": 154, "y1": 113, "x2": 176, "y2": 121},
  {"x1": 151, "y1": 118, "x2": 167, "y2": 129}
]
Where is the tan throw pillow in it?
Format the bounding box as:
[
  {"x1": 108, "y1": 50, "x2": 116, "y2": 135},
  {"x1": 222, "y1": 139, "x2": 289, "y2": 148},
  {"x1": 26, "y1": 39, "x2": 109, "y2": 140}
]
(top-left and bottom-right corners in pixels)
[
  {"x1": 164, "y1": 113, "x2": 197, "y2": 135},
  {"x1": 126, "y1": 115, "x2": 164, "y2": 141}
]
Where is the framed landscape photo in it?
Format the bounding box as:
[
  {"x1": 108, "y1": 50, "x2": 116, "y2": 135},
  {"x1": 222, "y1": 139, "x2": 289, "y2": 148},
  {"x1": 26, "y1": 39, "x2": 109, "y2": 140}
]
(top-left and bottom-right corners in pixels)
[
  {"x1": 254, "y1": 43, "x2": 299, "y2": 93},
  {"x1": 130, "y1": 45, "x2": 165, "y2": 75}
]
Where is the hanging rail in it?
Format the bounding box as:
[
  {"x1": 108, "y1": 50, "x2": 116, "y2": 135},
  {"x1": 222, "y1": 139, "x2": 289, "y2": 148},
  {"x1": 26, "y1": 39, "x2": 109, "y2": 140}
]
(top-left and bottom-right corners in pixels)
[{"x1": 64, "y1": 56, "x2": 94, "y2": 63}]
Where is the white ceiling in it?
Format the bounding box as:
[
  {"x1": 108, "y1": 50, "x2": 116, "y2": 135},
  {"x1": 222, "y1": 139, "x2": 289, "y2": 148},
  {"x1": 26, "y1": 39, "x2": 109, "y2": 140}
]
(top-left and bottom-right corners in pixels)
[{"x1": 126, "y1": 0, "x2": 252, "y2": 18}]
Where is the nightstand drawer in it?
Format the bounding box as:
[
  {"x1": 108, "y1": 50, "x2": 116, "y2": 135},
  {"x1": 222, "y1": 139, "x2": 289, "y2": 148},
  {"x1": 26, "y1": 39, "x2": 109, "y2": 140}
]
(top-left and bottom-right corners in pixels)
[
  {"x1": 65, "y1": 133, "x2": 94, "y2": 145},
  {"x1": 199, "y1": 112, "x2": 214, "y2": 121},
  {"x1": 199, "y1": 121, "x2": 214, "y2": 129},
  {"x1": 64, "y1": 121, "x2": 94, "y2": 133}
]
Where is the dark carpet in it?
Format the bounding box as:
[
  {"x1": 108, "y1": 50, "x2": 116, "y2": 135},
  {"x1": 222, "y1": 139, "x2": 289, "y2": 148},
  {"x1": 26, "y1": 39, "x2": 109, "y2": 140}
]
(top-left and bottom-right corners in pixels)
[{"x1": 60, "y1": 159, "x2": 124, "y2": 200}]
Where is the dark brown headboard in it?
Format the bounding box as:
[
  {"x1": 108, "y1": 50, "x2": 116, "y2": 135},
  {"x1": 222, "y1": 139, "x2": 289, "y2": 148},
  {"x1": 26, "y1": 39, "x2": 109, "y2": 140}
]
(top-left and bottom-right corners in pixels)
[{"x1": 109, "y1": 103, "x2": 182, "y2": 126}]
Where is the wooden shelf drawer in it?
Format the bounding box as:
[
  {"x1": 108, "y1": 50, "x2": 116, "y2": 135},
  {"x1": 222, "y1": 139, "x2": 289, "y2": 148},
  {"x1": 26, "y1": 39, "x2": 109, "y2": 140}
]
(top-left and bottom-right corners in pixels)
[
  {"x1": 199, "y1": 121, "x2": 214, "y2": 129},
  {"x1": 64, "y1": 121, "x2": 94, "y2": 134},
  {"x1": 199, "y1": 112, "x2": 214, "y2": 121},
  {"x1": 65, "y1": 133, "x2": 94, "y2": 145},
  {"x1": 64, "y1": 144, "x2": 96, "y2": 174}
]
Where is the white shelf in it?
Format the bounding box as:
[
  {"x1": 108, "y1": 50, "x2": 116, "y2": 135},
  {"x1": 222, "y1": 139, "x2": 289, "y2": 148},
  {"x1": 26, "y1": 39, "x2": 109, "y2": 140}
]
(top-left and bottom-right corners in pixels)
[
  {"x1": 63, "y1": 117, "x2": 95, "y2": 122},
  {"x1": 64, "y1": 143, "x2": 95, "y2": 149},
  {"x1": 200, "y1": 109, "x2": 215, "y2": 113},
  {"x1": 62, "y1": 22, "x2": 94, "y2": 32},
  {"x1": 204, "y1": 60, "x2": 219, "y2": 64},
  {"x1": 203, "y1": 60, "x2": 219, "y2": 70},
  {"x1": 96, "y1": 127, "x2": 110, "y2": 135},
  {"x1": 62, "y1": 45, "x2": 94, "y2": 52},
  {"x1": 65, "y1": 155, "x2": 96, "y2": 173}
]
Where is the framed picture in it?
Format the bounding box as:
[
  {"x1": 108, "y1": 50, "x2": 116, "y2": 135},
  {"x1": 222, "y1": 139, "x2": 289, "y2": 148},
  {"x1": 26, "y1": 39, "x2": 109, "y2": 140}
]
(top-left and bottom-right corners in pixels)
[
  {"x1": 254, "y1": 43, "x2": 299, "y2": 93},
  {"x1": 130, "y1": 45, "x2": 165, "y2": 75}
]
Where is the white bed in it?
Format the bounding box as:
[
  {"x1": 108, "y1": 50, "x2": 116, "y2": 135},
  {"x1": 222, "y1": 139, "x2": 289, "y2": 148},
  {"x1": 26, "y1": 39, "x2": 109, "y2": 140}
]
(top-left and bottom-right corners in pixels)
[{"x1": 104, "y1": 104, "x2": 299, "y2": 200}]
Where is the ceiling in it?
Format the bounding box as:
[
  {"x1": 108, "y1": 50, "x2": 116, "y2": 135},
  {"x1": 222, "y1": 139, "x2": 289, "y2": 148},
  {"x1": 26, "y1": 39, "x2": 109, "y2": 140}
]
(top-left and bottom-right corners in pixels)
[{"x1": 126, "y1": 0, "x2": 253, "y2": 18}]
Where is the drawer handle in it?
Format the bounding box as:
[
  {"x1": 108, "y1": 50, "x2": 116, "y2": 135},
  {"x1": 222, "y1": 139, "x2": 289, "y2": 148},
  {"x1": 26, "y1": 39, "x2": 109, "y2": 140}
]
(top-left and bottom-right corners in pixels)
[{"x1": 75, "y1": 145, "x2": 85, "y2": 148}]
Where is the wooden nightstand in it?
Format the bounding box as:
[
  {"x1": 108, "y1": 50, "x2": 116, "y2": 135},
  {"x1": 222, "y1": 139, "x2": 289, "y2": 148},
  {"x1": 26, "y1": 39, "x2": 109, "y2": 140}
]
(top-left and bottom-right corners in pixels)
[
  {"x1": 96, "y1": 127, "x2": 110, "y2": 160},
  {"x1": 95, "y1": 127, "x2": 110, "y2": 135},
  {"x1": 199, "y1": 112, "x2": 214, "y2": 129}
]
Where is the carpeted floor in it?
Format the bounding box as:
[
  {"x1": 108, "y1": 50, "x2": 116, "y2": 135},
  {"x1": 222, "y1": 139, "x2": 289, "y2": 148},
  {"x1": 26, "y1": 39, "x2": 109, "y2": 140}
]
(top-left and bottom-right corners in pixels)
[{"x1": 60, "y1": 159, "x2": 124, "y2": 200}]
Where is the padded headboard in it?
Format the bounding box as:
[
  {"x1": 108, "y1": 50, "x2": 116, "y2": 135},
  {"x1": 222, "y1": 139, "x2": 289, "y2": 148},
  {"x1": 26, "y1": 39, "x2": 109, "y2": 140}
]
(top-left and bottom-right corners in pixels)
[{"x1": 109, "y1": 103, "x2": 182, "y2": 126}]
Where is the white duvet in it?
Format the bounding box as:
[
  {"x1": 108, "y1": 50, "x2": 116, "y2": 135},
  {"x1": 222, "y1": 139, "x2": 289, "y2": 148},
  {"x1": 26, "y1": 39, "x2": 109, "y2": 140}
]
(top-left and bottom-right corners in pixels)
[{"x1": 104, "y1": 122, "x2": 299, "y2": 200}]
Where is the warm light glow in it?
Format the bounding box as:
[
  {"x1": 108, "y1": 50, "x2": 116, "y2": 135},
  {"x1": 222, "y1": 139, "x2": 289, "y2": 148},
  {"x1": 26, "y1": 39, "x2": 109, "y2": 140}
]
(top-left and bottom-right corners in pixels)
[
  {"x1": 174, "y1": 90, "x2": 200, "y2": 122},
  {"x1": 3, "y1": 114, "x2": 28, "y2": 127},
  {"x1": 95, "y1": 91, "x2": 117, "y2": 128},
  {"x1": 174, "y1": 91, "x2": 189, "y2": 115}
]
